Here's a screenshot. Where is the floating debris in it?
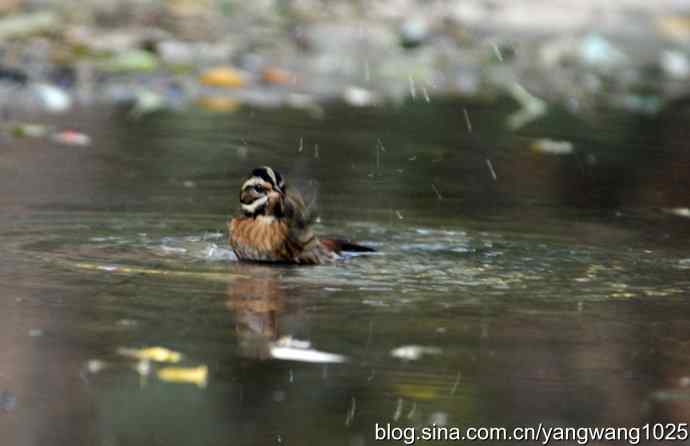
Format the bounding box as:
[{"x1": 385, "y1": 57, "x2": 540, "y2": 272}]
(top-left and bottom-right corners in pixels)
[
  {"x1": 28, "y1": 328, "x2": 43, "y2": 337},
  {"x1": 270, "y1": 336, "x2": 347, "y2": 364},
  {"x1": 275, "y1": 336, "x2": 311, "y2": 349},
  {"x1": 51, "y1": 130, "x2": 91, "y2": 147},
  {"x1": 157, "y1": 365, "x2": 208, "y2": 388},
  {"x1": 390, "y1": 345, "x2": 442, "y2": 361},
  {"x1": 531, "y1": 138, "x2": 575, "y2": 155},
  {"x1": 117, "y1": 346, "x2": 183, "y2": 363},
  {"x1": 664, "y1": 207, "x2": 690, "y2": 218},
  {"x1": 199, "y1": 66, "x2": 245, "y2": 87}
]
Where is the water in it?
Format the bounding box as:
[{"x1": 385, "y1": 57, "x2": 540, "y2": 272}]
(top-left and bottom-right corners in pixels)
[{"x1": 2, "y1": 99, "x2": 690, "y2": 445}]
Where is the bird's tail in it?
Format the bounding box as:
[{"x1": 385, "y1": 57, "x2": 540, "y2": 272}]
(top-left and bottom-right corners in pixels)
[{"x1": 321, "y1": 238, "x2": 376, "y2": 254}]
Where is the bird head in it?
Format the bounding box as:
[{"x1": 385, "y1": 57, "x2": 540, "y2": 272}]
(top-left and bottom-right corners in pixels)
[{"x1": 239, "y1": 166, "x2": 286, "y2": 217}]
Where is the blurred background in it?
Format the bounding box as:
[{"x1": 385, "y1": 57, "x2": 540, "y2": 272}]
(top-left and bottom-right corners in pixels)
[{"x1": 2, "y1": 2, "x2": 690, "y2": 446}]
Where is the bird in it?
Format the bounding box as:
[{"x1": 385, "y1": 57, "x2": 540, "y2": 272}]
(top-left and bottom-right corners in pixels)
[{"x1": 228, "y1": 166, "x2": 374, "y2": 264}]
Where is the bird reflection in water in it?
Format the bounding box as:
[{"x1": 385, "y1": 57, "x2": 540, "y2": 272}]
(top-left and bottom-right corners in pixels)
[{"x1": 226, "y1": 266, "x2": 285, "y2": 360}]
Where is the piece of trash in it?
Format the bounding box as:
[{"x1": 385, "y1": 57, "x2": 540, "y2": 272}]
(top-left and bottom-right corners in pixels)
[
  {"x1": 32, "y1": 83, "x2": 72, "y2": 113},
  {"x1": 199, "y1": 66, "x2": 245, "y2": 87},
  {"x1": 390, "y1": 345, "x2": 442, "y2": 361},
  {"x1": 28, "y1": 329, "x2": 43, "y2": 337},
  {"x1": 51, "y1": 130, "x2": 91, "y2": 147},
  {"x1": 270, "y1": 337, "x2": 347, "y2": 363},
  {"x1": 117, "y1": 346, "x2": 183, "y2": 363},
  {"x1": 157, "y1": 365, "x2": 208, "y2": 388},
  {"x1": 531, "y1": 138, "x2": 575, "y2": 155}
]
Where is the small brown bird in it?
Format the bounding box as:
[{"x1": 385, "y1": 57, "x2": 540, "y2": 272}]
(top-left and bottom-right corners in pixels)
[{"x1": 228, "y1": 166, "x2": 374, "y2": 264}]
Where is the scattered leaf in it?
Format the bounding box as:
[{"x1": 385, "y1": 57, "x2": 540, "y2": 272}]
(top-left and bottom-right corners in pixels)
[
  {"x1": 117, "y1": 346, "x2": 183, "y2": 363},
  {"x1": 157, "y1": 365, "x2": 208, "y2": 388}
]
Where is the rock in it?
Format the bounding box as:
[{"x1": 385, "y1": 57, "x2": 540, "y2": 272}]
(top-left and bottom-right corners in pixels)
[
  {"x1": 31, "y1": 83, "x2": 72, "y2": 113},
  {"x1": 579, "y1": 34, "x2": 628, "y2": 70},
  {"x1": 0, "y1": 66, "x2": 28, "y2": 84},
  {"x1": 101, "y1": 49, "x2": 159, "y2": 72},
  {"x1": 400, "y1": 18, "x2": 431, "y2": 49},
  {"x1": 262, "y1": 67, "x2": 295, "y2": 85},
  {"x1": 0, "y1": 390, "x2": 16, "y2": 412},
  {"x1": 660, "y1": 50, "x2": 690, "y2": 79},
  {"x1": 0, "y1": 11, "x2": 58, "y2": 40}
]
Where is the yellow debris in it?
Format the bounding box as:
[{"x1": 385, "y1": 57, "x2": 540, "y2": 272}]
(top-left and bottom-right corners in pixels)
[
  {"x1": 199, "y1": 66, "x2": 244, "y2": 87},
  {"x1": 117, "y1": 346, "x2": 182, "y2": 363},
  {"x1": 196, "y1": 96, "x2": 241, "y2": 113},
  {"x1": 157, "y1": 365, "x2": 208, "y2": 388}
]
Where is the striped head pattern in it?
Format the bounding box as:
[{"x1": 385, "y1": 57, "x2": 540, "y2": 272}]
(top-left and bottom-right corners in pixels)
[{"x1": 239, "y1": 166, "x2": 286, "y2": 217}]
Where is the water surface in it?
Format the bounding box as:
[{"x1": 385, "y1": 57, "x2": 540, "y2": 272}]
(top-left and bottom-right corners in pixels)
[{"x1": 1, "y1": 99, "x2": 690, "y2": 445}]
